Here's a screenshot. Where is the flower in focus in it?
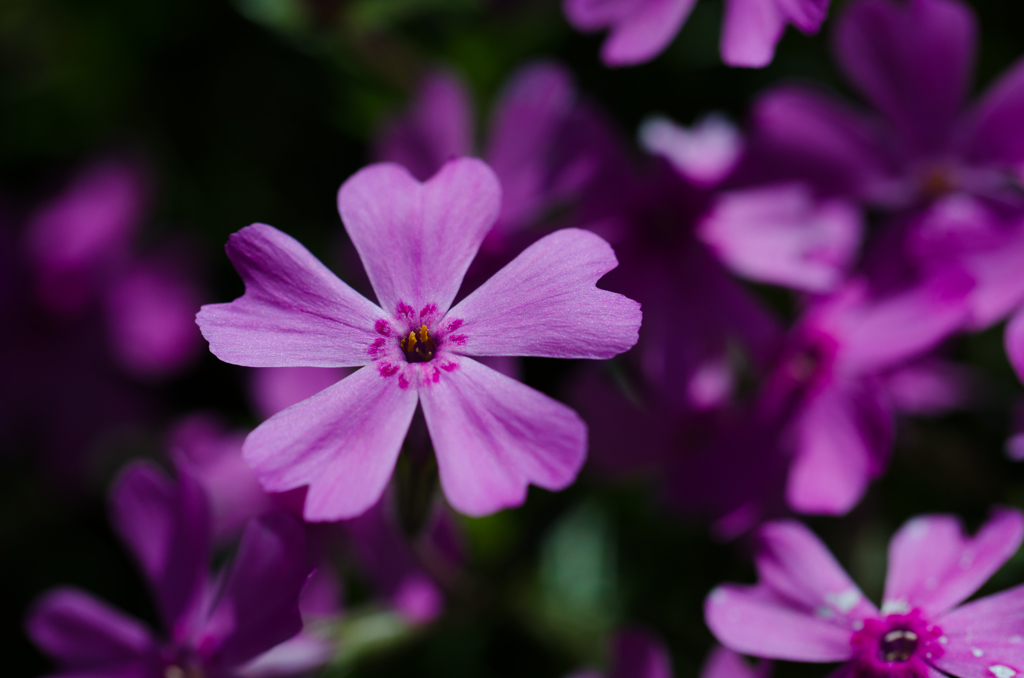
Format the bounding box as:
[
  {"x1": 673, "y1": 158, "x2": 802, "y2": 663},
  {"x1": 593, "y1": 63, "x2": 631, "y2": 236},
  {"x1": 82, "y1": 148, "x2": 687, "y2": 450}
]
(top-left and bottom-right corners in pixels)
[
  {"x1": 706, "y1": 510, "x2": 1024, "y2": 678},
  {"x1": 196, "y1": 157, "x2": 641, "y2": 520},
  {"x1": 563, "y1": 0, "x2": 831, "y2": 68},
  {"x1": 26, "y1": 461, "x2": 316, "y2": 678}
]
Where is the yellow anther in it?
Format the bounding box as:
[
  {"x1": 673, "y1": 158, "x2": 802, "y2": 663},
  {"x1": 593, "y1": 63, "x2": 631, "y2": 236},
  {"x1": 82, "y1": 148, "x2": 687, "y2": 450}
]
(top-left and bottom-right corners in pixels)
[
  {"x1": 405, "y1": 331, "x2": 417, "y2": 352},
  {"x1": 419, "y1": 324, "x2": 430, "y2": 343}
]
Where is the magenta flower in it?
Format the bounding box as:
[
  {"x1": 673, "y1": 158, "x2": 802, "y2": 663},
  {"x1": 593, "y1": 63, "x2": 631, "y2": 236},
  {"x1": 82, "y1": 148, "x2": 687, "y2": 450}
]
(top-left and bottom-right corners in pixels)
[
  {"x1": 26, "y1": 461, "x2": 313, "y2": 678},
  {"x1": 760, "y1": 273, "x2": 970, "y2": 514},
  {"x1": 563, "y1": 0, "x2": 830, "y2": 68},
  {"x1": 196, "y1": 158, "x2": 641, "y2": 520},
  {"x1": 748, "y1": 0, "x2": 1024, "y2": 328},
  {"x1": 24, "y1": 156, "x2": 148, "y2": 316},
  {"x1": 376, "y1": 64, "x2": 615, "y2": 248},
  {"x1": 706, "y1": 510, "x2": 1024, "y2": 678}
]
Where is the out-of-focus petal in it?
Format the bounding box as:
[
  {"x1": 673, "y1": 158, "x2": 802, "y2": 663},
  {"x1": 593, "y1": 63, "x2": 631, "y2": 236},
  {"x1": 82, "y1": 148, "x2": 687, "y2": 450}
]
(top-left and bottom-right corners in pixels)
[
  {"x1": 966, "y1": 56, "x2": 1024, "y2": 167},
  {"x1": 601, "y1": 0, "x2": 698, "y2": 66},
  {"x1": 196, "y1": 224, "x2": 386, "y2": 368},
  {"x1": 243, "y1": 365, "x2": 418, "y2": 522},
  {"x1": 248, "y1": 366, "x2": 351, "y2": 420},
  {"x1": 931, "y1": 583, "x2": 1024, "y2": 678},
  {"x1": 819, "y1": 274, "x2": 971, "y2": 376},
  {"x1": 883, "y1": 508, "x2": 1024, "y2": 618},
  {"x1": 720, "y1": 0, "x2": 786, "y2": 68},
  {"x1": 787, "y1": 380, "x2": 892, "y2": 515},
  {"x1": 26, "y1": 588, "x2": 156, "y2": 670},
  {"x1": 700, "y1": 645, "x2": 763, "y2": 678},
  {"x1": 833, "y1": 0, "x2": 976, "y2": 153},
  {"x1": 420, "y1": 357, "x2": 586, "y2": 516},
  {"x1": 105, "y1": 258, "x2": 203, "y2": 379},
  {"x1": 168, "y1": 415, "x2": 270, "y2": 542},
  {"x1": 108, "y1": 461, "x2": 210, "y2": 633},
  {"x1": 639, "y1": 114, "x2": 743, "y2": 187},
  {"x1": 375, "y1": 71, "x2": 474, "y2": 182},
  {"x1": 25, "y1": 157, "x2": 147, "y2": 315},
  {"x1": 486, "y1": 62, "x2": 576, "y2": 230},
  {"x1": 748, "y1": 86, "x2": 890, "y2": 201},
  {"x1": 338, "y1": 159, "x2": 501, "y2": 316},
  {"x1": 776, "y1": 0, "x2": 830, "y2": 32},
  {"x1": 609, "y1": 628, "x2": 673, "y2": 678},
  {"x1": 704, "y1": 584, "x2": 856, "y2": 662},
  {"x1": 237, "y1": 632, "x2": 335, "y2": 678},
  {"x1": 881, "y1": 357, "x2": 977, "y2": 416},
  {"x1": 203, "y1": 513, "x2": 310, "y2": 670},
  {"x1": 447, "y1": 229, "x2": 641, "y2": 359},
  {"x1": 700, "y1": 184, "x2": 861, "y2": 292}
]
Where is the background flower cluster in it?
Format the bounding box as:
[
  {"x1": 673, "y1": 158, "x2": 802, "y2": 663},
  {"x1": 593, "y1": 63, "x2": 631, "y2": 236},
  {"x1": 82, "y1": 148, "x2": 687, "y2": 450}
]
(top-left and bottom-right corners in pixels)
[{"x1": 5, "y1": 0, "x2": 1024, "y2": 676}]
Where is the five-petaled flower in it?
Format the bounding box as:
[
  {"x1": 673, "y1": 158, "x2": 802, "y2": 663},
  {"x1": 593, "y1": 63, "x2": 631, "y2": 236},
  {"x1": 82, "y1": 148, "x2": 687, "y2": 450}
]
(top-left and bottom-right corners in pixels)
[
  {"x1": 706, "y1": 510, "x2": 1024, "y2": 678},
  {"x1": 196, "y1": 158, "x2": 641, "y2": 521}
]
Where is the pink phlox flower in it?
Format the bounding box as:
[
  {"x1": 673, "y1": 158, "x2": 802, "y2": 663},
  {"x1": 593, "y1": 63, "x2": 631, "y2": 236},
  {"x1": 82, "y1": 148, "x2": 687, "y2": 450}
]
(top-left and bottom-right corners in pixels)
[
  {"x1": 747, "y1": 0, "x2": 1024, "y2": 328},
  {"x1": 375, "y1": 64, "x2": 618, "y2": 249},
  {"x1": 24, "y1": 155, "x2": 148, "y2": 316},
  {"x1": 26, "y1": 460, "x2": 316, "y2": 678},
  {"x1": 760, "y1": 273, "x2": 971, "y2": 515},
  {"x1": 196, "y1": 158, "x2": 641, "y2": 521},
  {"x1": 562, "y1": 0, "x2": 830, "y2": 68},
  {"x1": 706, "y1": 510, "x2": 1024, "y2": 678}
]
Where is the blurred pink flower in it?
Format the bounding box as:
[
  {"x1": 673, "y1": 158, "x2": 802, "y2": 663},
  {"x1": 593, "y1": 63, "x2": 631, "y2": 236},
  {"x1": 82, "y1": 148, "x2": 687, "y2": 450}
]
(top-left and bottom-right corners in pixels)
[{"x1": 563, "y1": 0, "x2": 830, "y2": 68}]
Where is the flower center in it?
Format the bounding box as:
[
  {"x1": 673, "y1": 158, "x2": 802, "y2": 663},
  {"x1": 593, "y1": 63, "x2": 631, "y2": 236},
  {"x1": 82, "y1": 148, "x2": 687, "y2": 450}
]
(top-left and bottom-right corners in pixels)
[
  {"x1": 880, "y1": 629, "x2": 919, "y2": 662},
  {"x1": 400, "y1": 325, "x2": 437, "y2": 363}
]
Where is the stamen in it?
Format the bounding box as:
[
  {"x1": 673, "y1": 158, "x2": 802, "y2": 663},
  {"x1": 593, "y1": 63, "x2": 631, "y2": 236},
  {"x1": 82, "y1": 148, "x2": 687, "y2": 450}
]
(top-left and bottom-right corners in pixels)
[
  {"x1": 400, "y1": 325, "x2": 437, "y2": 363},
  {"x1": 881, "y1": 629, "x2": 919, "y2": 662}
]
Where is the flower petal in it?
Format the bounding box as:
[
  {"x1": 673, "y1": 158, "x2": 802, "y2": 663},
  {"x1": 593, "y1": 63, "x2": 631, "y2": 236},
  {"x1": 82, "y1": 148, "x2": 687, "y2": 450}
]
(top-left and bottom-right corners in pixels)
[
  {"x1": 196, "y1": 223, "x2": 385, "y2": 367},
  {"x1": 833, "y1": 0, "x2": 976, "y2": 154},
  {"x1": 108, "y1": 461, "x2": 211, "y2": 632},
  {"x1": 26, "y1": 588, "x2": 156, "y2": 670},
  {"x1": 966, "y1": 56, "x2": 1024, "y2": 167},
  {"x1": 881, "y1": 357, "x2": 977, "y2": 416},
  {"x1": 609, "y1": 628, "x2": 673, "y2": 678},
  {"x1": 787, "y1": 380, "x2": 892, "y2": 515},
  {"x1": 1007, "y1": 308, "x2": 1024, "y2": 387},
  {"x1": 639, "y1": 114, "x2": 744, "y2": 187},
  {"x1": 700, "y1": 645, "x2": 766, "y2": 678},
  {"x1": 821, "y1": 275, "x2": 972, "y2": 377},
  {"x1": 601, "y1": 0, "x2": 698, "y2": 67},
  {"x1": 883, "y1": 508, "x2": 1024, "y2": 617},
  {"x1": 374, "y1": 71, "x2": 474, "y2": 183},
  {"x1": 420, "y1": 356, "x2": 586, "y2": 516},
  {"x1": 704, "y1": 584, "x2": 856, "y2": 662},
  {"x1": 446, "y1": 228, "x2": 641, "y2": 359},
  {"x1": 337, "y1": 158, "x2": 501, "y2": 317},
  {"x1": 932, "y1": 583, "x2": 1024, "y2": 678},
  {"x1": 242, "y1": 365, "x2": 418, "y2": 521},
  {"x1": 754, "y1": 520, "x2": 877, "y2": 623},
  {"x1": 748, "y1": 86, "x2": 889, "y2": 201},
  {"x1": 486, "y1": 61, "x2": 576, "y2": 231},
  {"x1": 700, "y1": 184, "x2": 862, "y2": 293},
  {"x1": 203, "y1": 513, "x2": 311, "y2": 670},
  {"x1": 720, "y1": 0, "x2": 786, "y2": 68}
]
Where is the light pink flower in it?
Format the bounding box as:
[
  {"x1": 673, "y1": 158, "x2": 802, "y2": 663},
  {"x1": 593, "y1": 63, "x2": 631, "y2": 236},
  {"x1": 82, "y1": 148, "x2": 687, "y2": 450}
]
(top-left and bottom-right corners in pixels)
[
  {"x1": 706, "y1": 510, "x2": 1024, "y2": 678},
  {"x1": 197, "y1": 158, "x2": 641, "y2": 520},
  {"x1": 563, "y1": 0, "x2": 830, "y2": 68}
]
